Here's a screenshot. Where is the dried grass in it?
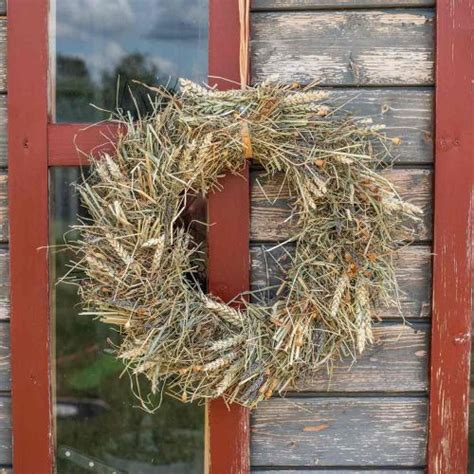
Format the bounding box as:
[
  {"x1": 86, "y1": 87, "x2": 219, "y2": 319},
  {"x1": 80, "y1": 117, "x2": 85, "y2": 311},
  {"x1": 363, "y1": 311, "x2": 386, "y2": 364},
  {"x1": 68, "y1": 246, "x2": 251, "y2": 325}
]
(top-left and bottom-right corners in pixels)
[{"x1": 67, "y1": 79, "x2": 422, "y2": 409}]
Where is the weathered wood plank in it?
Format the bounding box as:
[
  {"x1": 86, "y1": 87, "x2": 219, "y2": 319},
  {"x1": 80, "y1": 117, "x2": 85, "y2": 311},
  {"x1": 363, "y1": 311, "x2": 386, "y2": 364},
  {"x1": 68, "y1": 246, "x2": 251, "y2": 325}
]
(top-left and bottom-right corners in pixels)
[
  {"x1": 0, "y1": 323, "x2": 9, "y2": 391},
  {"x1": 254, "y1": 470, "x2": 424, "y2": 473},
  {"x1": 251, "y1": 245, "x2": 431, "y2": 319},
  {"x1": 0, "y1": 96, "x2": 6, "y2": 167},
  {"x1": 0, "y1": 173, "x2": 7, "y2": 242},
  {"x1": 250, "y1": 169, "x2": 432, "y2": 242},
  {"x1": 0, "y1": 21, "x2": 5, "y2": 92},
  {"x1": 295, "y1": 323, "x2": 428, "y2": 392},
  {"x1": 251, "y1": 10, "x2": 434, "y2": 86},
  {"x1": 251, "y1": 397, "x2": 427, "y2": 466},
  {"x1": 0, "y1": 397, "x2": 11, "y2": 465},
  {"x1": 252, "y1": 0, "x2": 434, "y2": 10},
  {"x1": 254, "y1": 469, "x2": 425, "y2": 474},
  {"x1": 324, "y1": 89, "x2": 433, "y2": 164},
  {"x1": 0, "y1": 250, "x2": 7, "y2": 321}
]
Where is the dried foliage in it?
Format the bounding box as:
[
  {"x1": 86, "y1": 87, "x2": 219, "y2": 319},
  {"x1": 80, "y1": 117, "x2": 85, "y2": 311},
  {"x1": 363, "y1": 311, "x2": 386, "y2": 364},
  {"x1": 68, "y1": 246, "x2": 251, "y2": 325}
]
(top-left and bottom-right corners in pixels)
[{"x1": 68, "y1": 79, "x2": 422, "y2": 409}]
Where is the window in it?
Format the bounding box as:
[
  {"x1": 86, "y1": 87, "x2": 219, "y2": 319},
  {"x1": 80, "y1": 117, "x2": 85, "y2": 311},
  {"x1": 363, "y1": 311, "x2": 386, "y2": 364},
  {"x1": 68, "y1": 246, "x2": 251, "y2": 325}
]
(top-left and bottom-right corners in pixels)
[{"x1": 50, "y1": 1, "x2": 208, "y2": 471}]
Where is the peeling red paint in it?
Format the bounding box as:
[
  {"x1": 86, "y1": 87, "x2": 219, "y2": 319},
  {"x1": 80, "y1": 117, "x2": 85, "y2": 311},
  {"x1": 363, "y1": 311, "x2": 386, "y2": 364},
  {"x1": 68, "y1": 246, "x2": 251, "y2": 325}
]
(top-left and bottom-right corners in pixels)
[{"x1": 428, "y1": 0, "x2": 474, "y2": 471}]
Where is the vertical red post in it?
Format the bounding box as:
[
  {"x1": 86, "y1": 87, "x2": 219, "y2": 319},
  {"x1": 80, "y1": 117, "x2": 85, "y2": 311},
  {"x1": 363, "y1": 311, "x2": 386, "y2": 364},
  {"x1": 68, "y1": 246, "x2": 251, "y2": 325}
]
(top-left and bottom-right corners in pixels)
[
  {"x1": 207, "y1": 0, "x2": 251, "y2": 473},
  {"x1": 8, "y1": 0, "x2": 53, "y2": 473},
  {"x1": 428, "y1": 1, "x2": 474, "y2": 472}
]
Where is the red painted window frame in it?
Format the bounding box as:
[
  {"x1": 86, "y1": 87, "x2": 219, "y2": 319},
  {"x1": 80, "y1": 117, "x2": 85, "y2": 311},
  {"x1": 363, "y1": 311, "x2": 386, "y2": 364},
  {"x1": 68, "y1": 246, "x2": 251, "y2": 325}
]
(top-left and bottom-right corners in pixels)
[
  {"x1": 427, "y1": 0, "x2": 474, "y2": 472},
  {"x1": 8, "y1": 0, "x2": 249, "y2": 472}
]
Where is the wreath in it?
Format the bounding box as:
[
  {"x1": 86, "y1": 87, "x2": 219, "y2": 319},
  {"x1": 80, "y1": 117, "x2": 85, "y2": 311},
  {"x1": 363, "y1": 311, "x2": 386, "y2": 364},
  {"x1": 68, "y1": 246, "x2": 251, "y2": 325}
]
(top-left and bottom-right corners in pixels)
[{"x1": 70, "y1": 79, "x2": 421, "y2": 409}]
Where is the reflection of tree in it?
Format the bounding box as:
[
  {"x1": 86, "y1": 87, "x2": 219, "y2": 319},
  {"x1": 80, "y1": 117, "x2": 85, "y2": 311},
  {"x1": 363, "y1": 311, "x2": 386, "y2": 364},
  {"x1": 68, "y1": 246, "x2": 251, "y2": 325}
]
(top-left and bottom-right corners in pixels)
[
  {"x1": 101, "y1": 53, "x2": 159, "y2": 117},
  {"x1": 56, "y1": 52, "x2": 163, "y2": 123},
  {"x1": 56, "y1": 54, "x2": 102, "y2": 122}
]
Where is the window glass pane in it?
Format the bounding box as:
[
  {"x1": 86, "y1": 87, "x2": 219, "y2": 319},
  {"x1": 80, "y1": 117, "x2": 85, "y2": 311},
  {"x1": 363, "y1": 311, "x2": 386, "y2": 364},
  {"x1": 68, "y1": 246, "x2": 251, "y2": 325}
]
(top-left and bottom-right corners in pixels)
[
  {"x1": 55, "y1": 0, "x2": 208, "y2": 122},
  {"x1": 50, "y1": 167, "x2": 205, "y2": 473}
]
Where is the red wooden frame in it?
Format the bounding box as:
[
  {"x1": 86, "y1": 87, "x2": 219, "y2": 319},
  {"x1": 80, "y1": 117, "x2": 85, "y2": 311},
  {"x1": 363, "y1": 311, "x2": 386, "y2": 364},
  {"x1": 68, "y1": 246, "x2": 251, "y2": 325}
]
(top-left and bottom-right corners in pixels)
[
  {"x1": 206, "y1": 1, "x2": 250, "y2": 473},
  {"x1": 427, "y1": 1, "x2": 474, "y2": 472},
  {"x1": 8, "y1": 1, "x2": 54, "y2": 472},
  {"x1": 9, "y1": 1, "x2": 250, "y2": 473}
]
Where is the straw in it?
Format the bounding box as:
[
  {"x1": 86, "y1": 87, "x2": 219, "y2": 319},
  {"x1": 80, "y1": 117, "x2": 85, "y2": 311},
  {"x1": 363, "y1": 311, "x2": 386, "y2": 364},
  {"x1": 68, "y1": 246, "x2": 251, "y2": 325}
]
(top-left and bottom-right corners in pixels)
[{"x1": 67, "y1": 79, "x2": 422, "y2": 409}]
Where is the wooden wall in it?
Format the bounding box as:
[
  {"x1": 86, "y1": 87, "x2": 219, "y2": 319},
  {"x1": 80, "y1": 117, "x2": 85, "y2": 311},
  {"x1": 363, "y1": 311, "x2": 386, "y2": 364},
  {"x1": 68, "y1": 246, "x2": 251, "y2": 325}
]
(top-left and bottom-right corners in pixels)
[
  {"x1": 249, "y1": 0, "x2": 434, "y2": 471},
  {"x1": 0, "y1": 0, "x2": 435, "y2": 471},
  {"x1": 0, "y1": 0, "x2": 10, "y2": 469}
]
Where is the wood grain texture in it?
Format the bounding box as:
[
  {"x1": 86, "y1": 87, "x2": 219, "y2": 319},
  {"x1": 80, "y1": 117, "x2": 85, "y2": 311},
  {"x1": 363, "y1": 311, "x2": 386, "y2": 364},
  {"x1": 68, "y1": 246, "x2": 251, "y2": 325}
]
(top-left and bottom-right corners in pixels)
[
  {"x1": 252, "y1": 0, "x2": 434, "y2": 10},
  {"x1": 251, "y1": 10, "x2": 434, "y2": 86},
  {"x1": 0, "y1": 21, "x2": 5, "y2": 93},
  {"x1": 251, "y1": 245, "x2": 431, "y2": 320},
  {"x1": 0, "y1": 323, "x2": 9, "y2": 391},
  {"x1": 428, "y1": 0, "x2": 474, "y2": 471},
  {"x1": 0, "y1": 173, "x2": 6, "y2": 243},
  {"x1": 0, "y1": 397, "x2": 10, "y2": 465},
  {"x1": 254, "y1": 471, "x2": 424, "y2": 474},
  {"x1": 322, "y1": 89, "x2": 433, "y2": 165},
  {"x1": 296, "y1": 323, "x2": 428, "y2": 392},
  {"x1": 250, "y1": 169, "x2": 432, "y2": 242},
  {"x1": 251, "y1": 397, "x2": 427, "y2": 467},
  {"x1": 0, "y1": 96, "x2": 6, "y2": 167},
  {"x1": 0, "y1": 249, "x2": 8, "y2": 321}
]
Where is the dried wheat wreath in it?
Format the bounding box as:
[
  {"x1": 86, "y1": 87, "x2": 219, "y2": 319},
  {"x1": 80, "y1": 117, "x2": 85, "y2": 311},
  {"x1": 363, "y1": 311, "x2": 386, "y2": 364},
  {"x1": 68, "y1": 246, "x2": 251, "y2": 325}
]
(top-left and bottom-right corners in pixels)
[{"x1": 72, "y1": 79, "x2": 421, "y2": 409}]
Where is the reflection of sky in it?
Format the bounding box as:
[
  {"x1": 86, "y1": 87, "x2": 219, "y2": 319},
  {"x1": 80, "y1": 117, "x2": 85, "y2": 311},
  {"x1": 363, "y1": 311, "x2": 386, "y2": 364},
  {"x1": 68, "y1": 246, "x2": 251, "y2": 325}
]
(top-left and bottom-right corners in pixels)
[{"x1": 56, "y1": 0, "x2": 208, "y2": 84}]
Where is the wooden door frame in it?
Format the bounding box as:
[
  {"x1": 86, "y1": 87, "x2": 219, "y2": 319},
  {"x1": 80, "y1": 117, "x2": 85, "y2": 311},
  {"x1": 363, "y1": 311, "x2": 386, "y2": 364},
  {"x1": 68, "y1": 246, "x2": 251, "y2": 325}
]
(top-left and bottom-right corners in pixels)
[{"x1": 8, "y1": 1, "x2": 250, "y2": 472}]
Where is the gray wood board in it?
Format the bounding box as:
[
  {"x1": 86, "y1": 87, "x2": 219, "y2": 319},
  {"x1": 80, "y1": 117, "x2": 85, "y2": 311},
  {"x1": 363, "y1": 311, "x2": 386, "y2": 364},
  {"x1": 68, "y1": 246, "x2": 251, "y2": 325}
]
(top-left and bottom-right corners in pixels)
[
  {"x1": 0, "y1": 22, "x2": 5, "y2": 92},
  {"x1": 0, "y1": 97, "x2": 7, "y2": 167},
  {"x1": 250, "y1": 169, "x2": 432, "y2": 242},
  {"x1": 313, "y1": 88, "x2": 433, "y2": 165},
  {"x1": 253, "y1": 470, "x2": 424, "y2": 473},
  {"x1": 0, "y1": 397, "x2": 10, "y2": 465},
  {"x1": 292, "y1": 323, "x2": 427, "y2": 392},
  {"x1": 252, "y1": 0, "x2": 434, "y2": 10},
  {"x1": 251, "y1": 10, "x2": 434, "y2": 86},
  {"x1": 251, "y1": 244, "x2": 432, "y2": 319},
  {"x1": 0, "y1": 249, "x2": 7, "y2": 321},
  {"x1": 0, "y1": 173, "x2": 7, "y2": 241},
  {"x1": 251, "y1": 396, "x2": 427, "y2": 467},
  {"x1": 0, "y1": 323, "x2": 8, "y2": 390}
]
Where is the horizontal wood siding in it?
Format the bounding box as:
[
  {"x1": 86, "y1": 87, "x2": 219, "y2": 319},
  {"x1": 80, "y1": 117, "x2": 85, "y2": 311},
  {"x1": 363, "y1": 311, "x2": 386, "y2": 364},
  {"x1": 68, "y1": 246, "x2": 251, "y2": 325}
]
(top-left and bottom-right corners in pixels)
[
  {"x1": 0, "y1": 398, "x2": 10, "y2": 465},
  {"x1": 251, "y1": 10, "x2": 434, "y2": 86},
  {"x1": 254, "y1": 470, "x2": 424, "y2": 473},
  {"x1": 250, "y1": 169, "x2": 432, "y2": 242},
  {"x1": 252, "y1": 0, "x2": 434, "y2": 10},
  {"x1": 0, "y1": 21, "x2": 4, "y2": 93},
  {"x1": 0, "y1": 323, "x2": 8, "y2": 391},
  {"x1": 310, "y1": 89, "x2": 433, "y2": 165},
  {"x1": 0, "y1": 97, "x2": 6, "y2": 167},
  {"x1": 251, "y1": 245, "x2": 432, "y2": 320},
  {"x1": 296, "y1": 323, "x2": 428, "y2": 392},
  {"x1": 252, "y1": 397, "x2": 427, "y2": 467},
  {"x1": 250, "y1": 2, "x2": 433, "y2": 471}
]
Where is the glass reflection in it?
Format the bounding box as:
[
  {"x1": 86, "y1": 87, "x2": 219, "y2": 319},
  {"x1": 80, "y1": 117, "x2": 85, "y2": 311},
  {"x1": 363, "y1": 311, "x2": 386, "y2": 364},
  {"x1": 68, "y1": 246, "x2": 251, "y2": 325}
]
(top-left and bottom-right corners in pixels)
[
  {"x1": 50, "y1": 168, "x2": 204, "y2": 473},
  {"x1": 55, "y1": 0, "x2": 208, "y2": 122}
]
